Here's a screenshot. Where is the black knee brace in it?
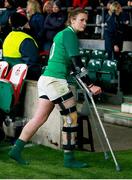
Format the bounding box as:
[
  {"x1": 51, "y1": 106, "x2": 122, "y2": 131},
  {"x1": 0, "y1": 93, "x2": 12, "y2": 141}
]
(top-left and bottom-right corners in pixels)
[{"x1": 52, "y1": 91, "x2": 78, "y2": 150}]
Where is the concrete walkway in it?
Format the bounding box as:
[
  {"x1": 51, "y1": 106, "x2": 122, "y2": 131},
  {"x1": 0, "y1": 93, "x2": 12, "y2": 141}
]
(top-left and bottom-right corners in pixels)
[
  {"x1": 83, "y1": 121, "x2": 132, "y2": 152},
  {"x1": 77, "y1": 98, "x2": 132, "y2": 152}
]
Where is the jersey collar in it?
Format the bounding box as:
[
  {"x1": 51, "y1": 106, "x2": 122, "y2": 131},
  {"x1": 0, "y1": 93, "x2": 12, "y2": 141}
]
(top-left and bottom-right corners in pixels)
[{"x1": 68, "y1": 26, "x2": 75, "y2": 33}]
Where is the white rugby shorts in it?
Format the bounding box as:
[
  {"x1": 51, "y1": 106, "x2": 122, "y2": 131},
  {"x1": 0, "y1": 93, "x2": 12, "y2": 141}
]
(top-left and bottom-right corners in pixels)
[{"x1": 37, "y1": 75, "x2": 70, "y2": 101}]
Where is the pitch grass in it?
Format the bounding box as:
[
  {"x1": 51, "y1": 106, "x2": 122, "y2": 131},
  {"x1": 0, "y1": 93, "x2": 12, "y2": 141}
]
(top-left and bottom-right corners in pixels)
[{"x1": 0, "y1": 143, "x2": 132, "y2": 179}]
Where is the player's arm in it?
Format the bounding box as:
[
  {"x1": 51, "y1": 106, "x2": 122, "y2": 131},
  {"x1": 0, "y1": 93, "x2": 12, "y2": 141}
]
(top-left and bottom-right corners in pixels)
[{"x1": 71, "y1": 55, "x2": 102, "y2": 95}]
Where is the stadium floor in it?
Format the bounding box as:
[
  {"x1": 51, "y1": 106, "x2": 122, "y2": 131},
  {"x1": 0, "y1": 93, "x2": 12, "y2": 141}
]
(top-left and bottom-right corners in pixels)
[{"x1": 83, "y1": 121, "x2": 132, "y2": 152}]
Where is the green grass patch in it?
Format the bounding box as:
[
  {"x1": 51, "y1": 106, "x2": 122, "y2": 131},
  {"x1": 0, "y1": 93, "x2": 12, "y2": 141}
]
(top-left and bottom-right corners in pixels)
[{"x1": 0, "y1": 143, "x2": 132, "y2": 179}]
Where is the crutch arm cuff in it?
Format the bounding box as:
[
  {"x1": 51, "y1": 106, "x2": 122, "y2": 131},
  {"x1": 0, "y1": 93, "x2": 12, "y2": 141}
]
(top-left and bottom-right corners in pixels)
[{"x1": 71, "y1": 56, "x2": 92, "y2": 86}]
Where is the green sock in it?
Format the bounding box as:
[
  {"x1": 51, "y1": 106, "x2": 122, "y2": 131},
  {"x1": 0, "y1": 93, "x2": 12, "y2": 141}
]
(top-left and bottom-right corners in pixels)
[
  {"x1": 8, "y1": 139, "x2": 29, "y2": 165},
  {"x1": 64, "y1": 151, "x2": 88, "y2": 168}
]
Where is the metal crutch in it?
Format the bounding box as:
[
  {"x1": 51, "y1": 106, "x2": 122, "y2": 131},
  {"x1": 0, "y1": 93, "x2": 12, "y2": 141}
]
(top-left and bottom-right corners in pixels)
[
  {"x1": 75, "y1": 74, "x2": 121, "y2": 171},
  {"x1": 77, "y1": 80, "x2": 109, "y2": 160}
]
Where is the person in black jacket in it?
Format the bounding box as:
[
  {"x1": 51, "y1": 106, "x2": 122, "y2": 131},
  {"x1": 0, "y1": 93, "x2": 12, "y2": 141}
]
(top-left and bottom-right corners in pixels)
[
  {"x1": 26, "y1": 0, "x2": 45, "y2": 50},
  {"x1": 104, "y1": 1, "x2": 129, "y2": 60},
  {"x1": 43, "y1": 0, "x2": 67, "y2": 51}
]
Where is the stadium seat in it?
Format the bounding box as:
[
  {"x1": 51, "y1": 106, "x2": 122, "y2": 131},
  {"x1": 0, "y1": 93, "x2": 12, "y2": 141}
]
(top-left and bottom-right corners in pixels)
[
  {"x1": 79, "y1": 48, "x2": 85, "y2": 55},
  {"x1": 79, "y1": 48, "x2": 87, "y2": 67},
  {"x1": 87, "y1": 58, "x2": 102, "y2": 82},
  {"x1": 127, "y1": 51, "x2": 132, "y2": 58},
  {"x1": 79, "y1": 49, "x2": 92, "y2": 67},
  {"x1": 120, "y1": 51, "x2": 132, "y2": 73},
  {"x1": 0, "y1": 64, "x2": 28, "y2": 113},
  {"x1": 91, "y1": 49, "x2": 106, "y2": 60},
  {"x1": 99, "y1": 59, "x2": 118, "y2": 88},
  {"x1": 0, "y1": 61, "x2": 9, "y2": 78},
  {"x1": 120, "y1": 51, "x2": 132, "y2": 93}
]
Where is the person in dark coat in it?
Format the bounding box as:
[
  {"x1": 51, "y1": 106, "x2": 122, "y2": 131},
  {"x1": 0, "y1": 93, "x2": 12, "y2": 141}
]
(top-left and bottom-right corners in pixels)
[
  {"x1": 43, "y1": 0, "x2": 67, "y2": 51},
  {"x1": 104, "y1": 1, "x2": 129, "y2": 60},
  {"x1": 26, "y1": 0, "x2": 45, "y2": 50}
]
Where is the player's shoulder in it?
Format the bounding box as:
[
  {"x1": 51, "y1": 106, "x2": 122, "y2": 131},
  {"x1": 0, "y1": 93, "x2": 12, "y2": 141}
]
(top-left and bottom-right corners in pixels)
[{"x1": 62, "y1": 27, "x2": 75, "y2": 38}]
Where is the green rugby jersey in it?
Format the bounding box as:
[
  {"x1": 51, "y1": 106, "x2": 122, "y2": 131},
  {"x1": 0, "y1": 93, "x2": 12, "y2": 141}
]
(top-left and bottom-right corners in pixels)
[{"x1": 43, "y1": 26, "x2": 80, "y2": 79}]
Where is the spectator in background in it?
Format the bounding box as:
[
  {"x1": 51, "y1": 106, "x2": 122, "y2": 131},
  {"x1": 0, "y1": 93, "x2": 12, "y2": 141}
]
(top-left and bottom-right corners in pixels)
[
  {"x1": 43, "y1": 0, "x2": 67, "y2": 51},
  {"x1": 104, "y1": 1, "x2": 129, "y2": 60},
  {"x1": 26, "y1": 0, "x2": 45, "y2": 50},
  {"x1": 2, "y1": 12, "x2": 42, "y2": 80},
  {"x1": 42, "y1": 0, "x2": 53, "y2": 19},
  {"x1": 0, "y1": 0, "x2": 16, "y2": 42},
  {"x1": 103, "y1": 0, "x2": 115, "y2": 22}
]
